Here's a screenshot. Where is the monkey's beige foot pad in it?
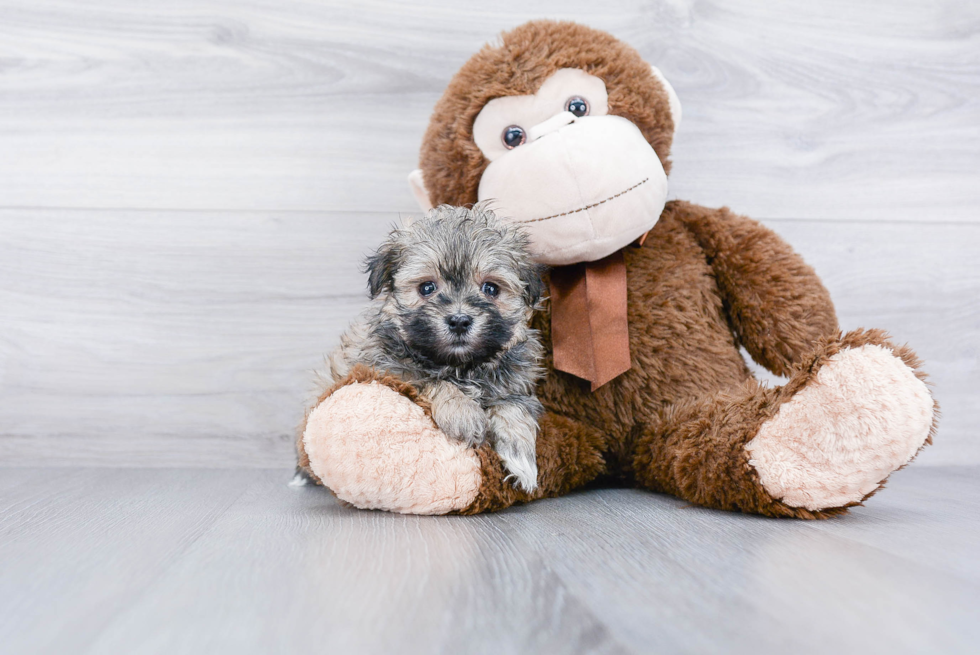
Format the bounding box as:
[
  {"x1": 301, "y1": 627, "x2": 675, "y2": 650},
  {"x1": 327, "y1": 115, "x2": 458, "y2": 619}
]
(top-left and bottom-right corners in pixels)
[
  {"x1": 746, "y1": 340, "x2": 935, "y2": 512},
  {"x1": 303, "y1": 381, "x2": 482, "y2": 514}
]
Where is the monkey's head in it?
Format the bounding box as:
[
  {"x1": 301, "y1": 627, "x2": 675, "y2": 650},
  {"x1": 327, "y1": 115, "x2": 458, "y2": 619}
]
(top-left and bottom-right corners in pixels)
[{"x1": 409, "y1": 20, "x2": 681, "y2": 266}]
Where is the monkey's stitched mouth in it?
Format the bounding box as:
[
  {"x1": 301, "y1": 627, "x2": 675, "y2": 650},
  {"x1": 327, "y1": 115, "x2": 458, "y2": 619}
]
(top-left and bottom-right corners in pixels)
[{"x1": 518, "y1": 177, "x2": 650, "y2": 224}]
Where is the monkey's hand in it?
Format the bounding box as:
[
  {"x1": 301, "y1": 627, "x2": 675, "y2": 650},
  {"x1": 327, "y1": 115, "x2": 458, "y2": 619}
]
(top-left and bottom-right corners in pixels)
[
  {"x1": 426, "y1": 381, "x2": 488, "y2": 447},
  {"x1": 487, "y1": 402, "x2": 539, "y2": 493}
]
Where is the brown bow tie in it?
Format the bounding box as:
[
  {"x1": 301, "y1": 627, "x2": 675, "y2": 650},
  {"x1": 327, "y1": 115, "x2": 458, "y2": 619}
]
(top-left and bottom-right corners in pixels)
[{"x1": 548, "y1": 249, "x2": 631, "y2": 391}]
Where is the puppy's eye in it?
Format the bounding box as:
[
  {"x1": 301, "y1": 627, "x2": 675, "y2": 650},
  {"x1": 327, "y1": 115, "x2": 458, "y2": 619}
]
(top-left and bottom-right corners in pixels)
[
  {"x1": 501, "y1": 125, "x2": 526, "y2": 149},
  {"x1": 418, "y1": 281, "x2": 437, "y2": 297},
  {"x1": 481, "y1": 281, "x2": 500, "y2": 298},
  {"x1": 564, "y1": 96, "x2": 589, "y2": 117}
]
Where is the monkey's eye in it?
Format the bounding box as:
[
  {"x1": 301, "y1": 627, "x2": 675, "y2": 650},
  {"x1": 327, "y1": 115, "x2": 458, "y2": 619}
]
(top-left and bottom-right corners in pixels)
[
  {"x1": 418, "y1": 281, "x2": 437, "y2": 297},
  {"x1": 501, "y1": 125, "x2": 526, "y2": 149},
  {"x1": 564, "y1": 96, "x2": 590, "y2": 117},
  {"x1": 481, "y1": 281, "x2": 500, "y2": 298}
]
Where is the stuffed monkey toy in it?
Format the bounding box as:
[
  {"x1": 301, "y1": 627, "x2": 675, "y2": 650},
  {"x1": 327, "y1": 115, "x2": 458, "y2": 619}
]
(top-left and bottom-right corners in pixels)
[{"x1": 298, "y1": 20, "x2": 937, "y2": 518}]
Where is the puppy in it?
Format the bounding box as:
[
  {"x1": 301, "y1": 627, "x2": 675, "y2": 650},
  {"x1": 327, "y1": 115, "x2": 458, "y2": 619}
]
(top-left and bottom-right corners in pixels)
[{"x1": 329, "y1": 204, "x2": 546, "y2": 492}]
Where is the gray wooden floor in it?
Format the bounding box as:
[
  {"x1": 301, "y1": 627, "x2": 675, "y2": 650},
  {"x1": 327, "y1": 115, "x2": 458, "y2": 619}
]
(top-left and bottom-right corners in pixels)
[{"x1": 1, "y1": 466, "x2": 977, "y2": 654}]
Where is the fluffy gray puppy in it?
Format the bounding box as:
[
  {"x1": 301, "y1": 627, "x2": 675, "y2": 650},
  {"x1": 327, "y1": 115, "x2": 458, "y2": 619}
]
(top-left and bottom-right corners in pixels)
[{"x1": 329, "y1": 205, "x2": 546, "y2": 492}]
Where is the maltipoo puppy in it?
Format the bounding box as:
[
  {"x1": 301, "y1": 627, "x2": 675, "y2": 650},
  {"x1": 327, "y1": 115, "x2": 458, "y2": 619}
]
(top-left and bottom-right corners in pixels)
[{"x1": 328, "y1": 204, "x2": 546, "y2": 492}]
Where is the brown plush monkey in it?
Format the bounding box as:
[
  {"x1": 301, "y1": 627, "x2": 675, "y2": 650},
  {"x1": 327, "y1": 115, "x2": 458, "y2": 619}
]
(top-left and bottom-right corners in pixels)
[{"x1": 299, "y1": 20, "x2": 937, "y2": 518}]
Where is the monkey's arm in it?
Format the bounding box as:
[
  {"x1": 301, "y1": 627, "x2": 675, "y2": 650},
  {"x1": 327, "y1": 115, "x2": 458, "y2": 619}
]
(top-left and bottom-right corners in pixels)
[{"x1": 670, "y1": 200, "x2": 838, "y2": 376}]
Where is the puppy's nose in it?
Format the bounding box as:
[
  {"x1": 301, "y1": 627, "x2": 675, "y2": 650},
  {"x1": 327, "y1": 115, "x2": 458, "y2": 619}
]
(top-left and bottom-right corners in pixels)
[{"x1": 446, "y1": 314, "x2": 473, "y2": 335}]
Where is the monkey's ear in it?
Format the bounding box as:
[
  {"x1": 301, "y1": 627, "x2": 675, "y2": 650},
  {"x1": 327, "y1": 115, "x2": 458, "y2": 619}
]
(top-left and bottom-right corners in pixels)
[
  {"x1": 649, "y1": 65, "x2": 682, "y2": 133},
  {"x1": 408, "y1": 169, "x2": 434, "y2": 212},
  {"x1": 364, "y1": 241, "x2": 401, "y2": 299}
]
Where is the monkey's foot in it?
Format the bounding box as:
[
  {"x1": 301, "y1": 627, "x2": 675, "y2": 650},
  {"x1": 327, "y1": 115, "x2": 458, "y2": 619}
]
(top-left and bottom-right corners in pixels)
[
  {"x1": 303, "y1": 375, "x2": 482, "y2": 515},
  {"x1": 745, "y1": 330, "x2": 937, "y2": 512}
]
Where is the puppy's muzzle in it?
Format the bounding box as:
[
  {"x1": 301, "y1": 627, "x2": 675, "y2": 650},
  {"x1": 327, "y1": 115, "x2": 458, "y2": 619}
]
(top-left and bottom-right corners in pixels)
[{"x1": 446, "y1": 313, "x2": 473, "y2": 336}]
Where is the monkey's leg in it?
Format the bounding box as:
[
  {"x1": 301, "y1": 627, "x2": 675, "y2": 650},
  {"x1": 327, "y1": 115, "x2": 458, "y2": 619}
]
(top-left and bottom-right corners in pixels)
[
  {"x1": 632, "y1": 330, "x2": 937, "y2": 518},
  {"x1": 299, "y1": 366, "x2": 606, "y2": 515}
]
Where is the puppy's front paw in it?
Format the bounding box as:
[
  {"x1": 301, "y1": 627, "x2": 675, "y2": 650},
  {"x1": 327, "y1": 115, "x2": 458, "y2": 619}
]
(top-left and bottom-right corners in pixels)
[
  {"x1": 489, "y1": 403, "x2": 539, "y2": 493},
  {"x1": 432, "y1": 395, "x2": 487, "y2": 447}
]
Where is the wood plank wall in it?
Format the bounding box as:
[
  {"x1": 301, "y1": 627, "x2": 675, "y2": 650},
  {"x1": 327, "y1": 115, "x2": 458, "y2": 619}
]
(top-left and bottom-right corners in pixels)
[{"x1": 1, "y1": 0, "x2": 977, "y2": 467}]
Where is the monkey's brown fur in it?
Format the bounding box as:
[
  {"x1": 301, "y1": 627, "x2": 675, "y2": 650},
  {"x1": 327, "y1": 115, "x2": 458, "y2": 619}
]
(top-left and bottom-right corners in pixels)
[{"x1": 300, "y1": 20, "x2": 937, "y2": 518}]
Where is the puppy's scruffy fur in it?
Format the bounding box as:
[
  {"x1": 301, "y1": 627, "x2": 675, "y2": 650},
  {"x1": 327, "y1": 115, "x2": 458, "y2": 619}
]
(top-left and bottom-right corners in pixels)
[{"x1": 329, "y1": 205, "x2": 546, "y2": 492}]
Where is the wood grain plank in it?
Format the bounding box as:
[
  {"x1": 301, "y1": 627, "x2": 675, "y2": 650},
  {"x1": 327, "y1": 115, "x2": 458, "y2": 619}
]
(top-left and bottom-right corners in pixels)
[
  {"x1": 0, "y1": 468, "x2": 253, "y2": 654},
  {"x1": 0, "y1": 209, "x2": 394, "y2": 466},
  {"x1": 496, "y1": 472, "x2": 980, "y2": 653},
  {"x1": 1, "y1": 467, "x2": 976, "y2": 654},
  {"x1": 1, "y1": 210, "x2": 976, "y2": 466},
  {"x1": 0, "y1": 0, "x2": 977, "y2": 219},
  {"x1": 82, "y1": 469, "x2": 627, "y2": 655},
  {"x1": 804, "y1": 466, "x2": 980, "y2": 583}
]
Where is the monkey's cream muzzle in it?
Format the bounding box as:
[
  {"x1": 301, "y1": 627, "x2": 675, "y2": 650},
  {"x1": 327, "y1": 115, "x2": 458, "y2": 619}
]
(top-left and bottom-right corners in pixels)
[{"x1": 477, "y1": 114, "x2": 667, "y2": 266}]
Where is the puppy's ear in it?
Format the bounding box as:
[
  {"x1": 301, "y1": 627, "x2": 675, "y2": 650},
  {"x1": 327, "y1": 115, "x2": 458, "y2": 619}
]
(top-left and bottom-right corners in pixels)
[
  {"x1": 364, "y1": 240, "x2": 401, "y2": 299},
  {"x1": 521, "y1": 263, "x2": 547, "y2": 307}
]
